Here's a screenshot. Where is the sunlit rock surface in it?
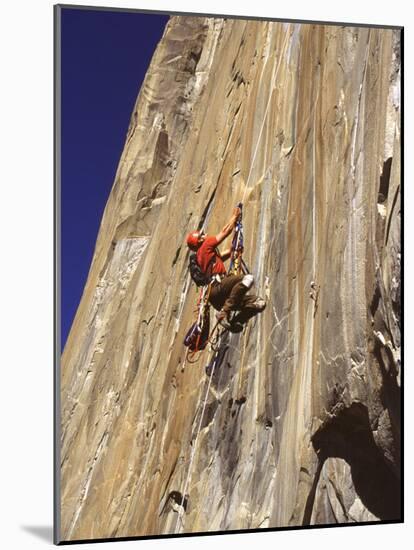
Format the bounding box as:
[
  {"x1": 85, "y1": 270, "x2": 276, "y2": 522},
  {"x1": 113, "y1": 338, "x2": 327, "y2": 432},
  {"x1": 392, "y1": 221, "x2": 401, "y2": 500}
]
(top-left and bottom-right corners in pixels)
[{"x1": 60, "y1": 16, "x2": 401, "y2": 541}]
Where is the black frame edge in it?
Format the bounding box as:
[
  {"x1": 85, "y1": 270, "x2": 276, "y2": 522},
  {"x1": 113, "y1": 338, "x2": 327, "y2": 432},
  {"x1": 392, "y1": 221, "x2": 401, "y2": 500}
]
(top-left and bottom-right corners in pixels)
[
  {"x1": 57, "y1": 519, "x2": 403, "y2": 545},
  {"x1": 55, "y1": 2, "x2": 403, "y2": 30},
  {"x1": 400, "y1": 25, "x2": 404, "y2": 524},
  {"x1": 54, "y1": 3, "x2": 62, "y2": 546}
]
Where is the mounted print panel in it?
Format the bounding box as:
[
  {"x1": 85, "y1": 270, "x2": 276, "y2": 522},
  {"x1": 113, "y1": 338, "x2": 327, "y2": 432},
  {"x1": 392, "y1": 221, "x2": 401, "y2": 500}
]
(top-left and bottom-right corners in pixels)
[{"x1": 55, "y1": 4, "x2": 402, "y2": 544}]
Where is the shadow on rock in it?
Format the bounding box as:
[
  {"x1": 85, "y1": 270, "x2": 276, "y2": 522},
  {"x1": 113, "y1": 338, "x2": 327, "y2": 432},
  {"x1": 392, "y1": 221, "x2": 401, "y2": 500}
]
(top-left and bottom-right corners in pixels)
[{"x1": 306, "y1": 402, "x2": 401, "y2": 522}]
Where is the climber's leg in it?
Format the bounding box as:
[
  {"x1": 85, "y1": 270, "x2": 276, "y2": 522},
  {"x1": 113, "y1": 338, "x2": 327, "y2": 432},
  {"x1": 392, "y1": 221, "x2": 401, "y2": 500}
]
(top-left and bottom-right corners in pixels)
[
  {"x1": 211, "y1": 274, "x2": 256, "y2": 330},
  {"x1": 222, "y1": 274, "x2": 254, "y2": 315},
  {"x1": 209, "y1": 274, "x2": 244, "y2": 312},
  {"x1": 232, "y1": 294, "x2": 266, "y2": 325}
]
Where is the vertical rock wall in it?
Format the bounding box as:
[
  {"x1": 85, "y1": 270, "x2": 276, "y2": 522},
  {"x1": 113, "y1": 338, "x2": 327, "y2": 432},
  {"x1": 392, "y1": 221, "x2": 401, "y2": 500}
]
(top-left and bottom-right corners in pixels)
[{"x1": 60, "y1": 16, "x2": 401, "y2": 541}]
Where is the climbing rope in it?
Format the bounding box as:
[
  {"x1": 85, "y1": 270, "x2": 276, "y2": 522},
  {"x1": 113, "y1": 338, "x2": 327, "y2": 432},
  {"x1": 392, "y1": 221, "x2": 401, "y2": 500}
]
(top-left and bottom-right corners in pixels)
[
  {"x1": 176, "y1": 27, "x2": 291, "y2": 533},
  {"x1": 174, "y1": 328, "x2": 225, "y2": 534},
  {"x1": 177, "y1": 204, "x2": 249, "y2": 531},
  {"x1": 241, "y1": 28, "x2": 290, "y2": 205}
]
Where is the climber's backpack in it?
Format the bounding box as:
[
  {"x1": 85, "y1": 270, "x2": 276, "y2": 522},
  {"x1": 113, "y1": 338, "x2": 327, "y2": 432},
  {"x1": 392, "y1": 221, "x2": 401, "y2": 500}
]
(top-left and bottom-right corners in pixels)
[{"x1": 189, "y1": 253, "x2": 215, "y2": 287}]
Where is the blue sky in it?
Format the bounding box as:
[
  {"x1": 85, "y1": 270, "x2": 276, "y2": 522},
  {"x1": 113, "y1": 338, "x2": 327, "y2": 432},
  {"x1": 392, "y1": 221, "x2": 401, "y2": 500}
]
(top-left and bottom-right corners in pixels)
[{"x1": 60, "y1": 8, "x2": 168, "y2": 349}]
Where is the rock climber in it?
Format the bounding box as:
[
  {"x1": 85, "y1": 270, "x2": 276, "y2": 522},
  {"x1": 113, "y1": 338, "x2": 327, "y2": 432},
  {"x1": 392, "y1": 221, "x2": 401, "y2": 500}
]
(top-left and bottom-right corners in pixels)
[{"x1": 186, "y1": 206, "x2": 266, "y2": 332}]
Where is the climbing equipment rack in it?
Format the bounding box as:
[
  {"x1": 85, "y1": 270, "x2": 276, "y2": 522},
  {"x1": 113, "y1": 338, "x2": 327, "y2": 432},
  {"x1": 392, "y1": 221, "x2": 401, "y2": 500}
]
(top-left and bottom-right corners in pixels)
[
  {"x1": 184, "y1": 284, "x2": 211, "y2": 364},
  {"x1": 228, "y1": 202, "x2": 250, "y2": 277},
  {"x1": 228, "y1": 202, "x2": 244, "y2": 276}
]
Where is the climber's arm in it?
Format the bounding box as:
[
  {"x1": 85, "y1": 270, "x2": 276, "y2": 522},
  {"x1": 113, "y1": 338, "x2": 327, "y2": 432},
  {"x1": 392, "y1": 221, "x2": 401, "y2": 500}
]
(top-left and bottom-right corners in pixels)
[
  {"x1": 214, "y1": 207, "x2": 241, "y2": 245},
  {"x1": 220, "y1": 248, "x2": 232, "y2": 261}
]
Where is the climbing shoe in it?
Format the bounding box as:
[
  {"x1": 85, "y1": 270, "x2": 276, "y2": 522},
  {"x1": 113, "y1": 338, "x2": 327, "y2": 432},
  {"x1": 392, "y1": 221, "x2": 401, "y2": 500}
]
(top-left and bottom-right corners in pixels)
[
  {"x1": 229, "y1": 321, "x2": 244, "y2": 333},
  {"x1": 216, "y1": 310, "x2": 232, "y2": 330},
  {"x1": 216, "y1": 310, "x2": 227, "y2": 321},
  {"x1": 249, "y1": 298, "x2": 266, "y2": 311},
  {"x1": 218, "y1": 317, "x2": 232, "y2": 331}
]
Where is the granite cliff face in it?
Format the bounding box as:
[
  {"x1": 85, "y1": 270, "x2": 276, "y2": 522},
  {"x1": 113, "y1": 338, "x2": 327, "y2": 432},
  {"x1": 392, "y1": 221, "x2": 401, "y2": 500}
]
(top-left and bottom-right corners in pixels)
[{"x1": 60, "y1": 16, "x2": 401, "y2": 541}]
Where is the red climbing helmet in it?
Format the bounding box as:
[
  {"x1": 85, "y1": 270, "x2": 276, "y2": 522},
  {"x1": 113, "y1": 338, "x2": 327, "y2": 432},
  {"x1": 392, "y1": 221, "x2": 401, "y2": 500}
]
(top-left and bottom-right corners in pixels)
[{"x1": 186, "y1": 231, "x2": 203, "y2": 251}]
